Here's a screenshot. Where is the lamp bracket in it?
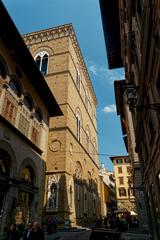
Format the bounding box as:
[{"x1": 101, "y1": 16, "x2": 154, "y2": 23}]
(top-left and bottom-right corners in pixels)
[{"x1": 135, "y1": 103, "x2": 160, "y2": 112}]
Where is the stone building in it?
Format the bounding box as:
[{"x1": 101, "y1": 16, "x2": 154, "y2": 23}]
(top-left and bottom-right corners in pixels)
[
  {"x1": 23, "y1": 24, "x2": 100, "y2": 226},
  {"x1": 99, "y1": 0, "x2": 160, "y2": 238},
  {"x1": 99, "y1": 164, "x2": 116, "y2": 217},
  {"x1": 110, "y1": 156, "x2": 136, "y2": 212},
  {"x1": 114, "y1": 80, "x2": 148, "y2": 230},
  {"x1": 0, "y1": 1, "x2": 61, "y2": 238}
]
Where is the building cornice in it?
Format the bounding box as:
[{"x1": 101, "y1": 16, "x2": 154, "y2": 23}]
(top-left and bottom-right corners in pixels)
[{"x1": 23, "y1": 24, "x2": 97, "y2": 105}]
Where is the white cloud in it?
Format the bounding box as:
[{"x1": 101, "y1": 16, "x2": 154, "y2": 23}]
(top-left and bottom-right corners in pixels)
[
  {"x1": 88, "y1": 65, "x2": 97, "y2": 75},
  {"x1": 106, "y1": 70, "x2": 124, "y2": 84},
  {"x1": 103, "y1": 104, "x2": 116, "y2": 113},
  {"x1": 86, "y1": 59, "x2": 125, "y2": 84}
]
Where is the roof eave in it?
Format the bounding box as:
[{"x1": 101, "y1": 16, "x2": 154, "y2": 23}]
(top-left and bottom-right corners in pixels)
[{"x1": 99, "y1": 0, "x2": 123, "y2": 69}]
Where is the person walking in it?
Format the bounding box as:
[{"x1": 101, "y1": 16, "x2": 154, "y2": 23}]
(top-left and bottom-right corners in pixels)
[
  {"x1": 31, "y1": 222, "x2": 44, "y2": 240},
  {"x1": 23, "y1": 222, "x2": 33, "y2": 240},
  {"x1": 95, "y1": 216, "x2": 102, "y2": 228},
  {"x1": 47, "y1": 216, "x2": 54, "y2": 235},
  {"x1": 52, "y1": 215, "x2": 58, "y2": 233},
  {"x1": 6, "y1": 223, "x2": 20, "y2": 240}
]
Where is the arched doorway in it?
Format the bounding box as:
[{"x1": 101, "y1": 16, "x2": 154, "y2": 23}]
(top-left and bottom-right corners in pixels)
[
  {"x1": 0, "y1": 149, "x2": 10, "y2": 224},
  {"x1": 74, "y1": 162, "x2": 83, "y2": 223},
  {"x1": 15, "y1": 166, "x2": 36, "y2": 225}
]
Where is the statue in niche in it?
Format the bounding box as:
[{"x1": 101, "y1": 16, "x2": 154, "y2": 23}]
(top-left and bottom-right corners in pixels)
[
  {"x1": 47, "y1": 175, "x2": 60, "y2": 209},
  {"x1": 49, "y1": 183, "x2": 57, "y2": 208}
]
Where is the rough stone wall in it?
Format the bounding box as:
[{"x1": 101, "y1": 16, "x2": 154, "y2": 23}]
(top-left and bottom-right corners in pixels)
[{"x1": 24, "y1": 26, "x2": 100, "y2": 226}]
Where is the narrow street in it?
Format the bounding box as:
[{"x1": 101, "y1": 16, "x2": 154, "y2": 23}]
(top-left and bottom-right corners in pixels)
[
  {"x1": 45, "y1": 229, "x2": 151, "y2": 240},
  {"x1": 0, "y1": 0, "x2": 160, "y2": 240},
  {"x1": 45, "y1": 229, "x2": 91, "y2": 240}
]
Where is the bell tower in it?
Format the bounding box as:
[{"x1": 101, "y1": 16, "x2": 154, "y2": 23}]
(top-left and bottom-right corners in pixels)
[{"x1": 23, "y1": 24, "x2": 100, "y2": 226}]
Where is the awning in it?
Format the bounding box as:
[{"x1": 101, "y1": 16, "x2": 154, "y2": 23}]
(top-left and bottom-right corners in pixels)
[
  {"x1": 114, "y1": 208, "x2": 129, "y2": 214},
  {"x1": 130, "y1": 210, "x2": 138, "y2": 216}
]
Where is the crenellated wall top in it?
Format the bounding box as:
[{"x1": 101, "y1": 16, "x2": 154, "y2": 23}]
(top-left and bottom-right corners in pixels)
[{"x1": 23, "y1": 23, "x2": 97, "y2": 105}]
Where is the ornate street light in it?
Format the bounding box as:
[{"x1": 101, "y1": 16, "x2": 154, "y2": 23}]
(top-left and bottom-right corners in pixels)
[{"x1": 125, "y1": 83, "x2": 160, "y2": 112}]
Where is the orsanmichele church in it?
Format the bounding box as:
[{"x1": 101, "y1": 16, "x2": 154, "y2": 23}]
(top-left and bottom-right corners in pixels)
[{"x1": 23, "y1": 24, "x2": 101, "y2": 226}]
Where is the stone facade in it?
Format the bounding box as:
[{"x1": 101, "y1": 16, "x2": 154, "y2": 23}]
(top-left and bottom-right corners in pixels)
[
  {"x1": 114, "y1": 79, "x2": 149, "y2": 230},
  {"x1": 23, "y1": 24, "x2": 101, "y2": 226},
  {"x1": 0, "y1": 2, "x2": 61, "y2": 238},
  {"x1": 110, "y1": 156, "x2": 136, "y2": 212},
  {"x1": 125, "y1": 100, "x2": 148, "y2": 230},
  {"x1": 99, "y1": 165, "x2": 116, "y2": 217},
  {"x1": 100, "y1": 0, "x2": 160, "y2": 238},
  {"x1": 117, "y1": 1, "x2": 160, "y2": 238}
]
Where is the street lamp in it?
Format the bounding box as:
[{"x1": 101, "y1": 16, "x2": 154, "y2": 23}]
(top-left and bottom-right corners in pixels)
[{"x1": 125, "y1": 83, "x2": 160, "y2": 112}]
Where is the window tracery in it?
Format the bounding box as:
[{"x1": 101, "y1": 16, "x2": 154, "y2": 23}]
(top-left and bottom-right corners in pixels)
[
  {"x1": 76, "y1": 66, "x2": 80, "y2": 91},
  {"x1": 86, "y1": 127, "x2": 90, "y2": 153},
  {"x1": 76, "y1": 113, "x2": 81, "y2": 141},
  {"x1": 35, "y1": 51, "x2": 49, "y2": 75},
  {"x1": 75, "y1": 161, "x2": 83, "y2": 179}
]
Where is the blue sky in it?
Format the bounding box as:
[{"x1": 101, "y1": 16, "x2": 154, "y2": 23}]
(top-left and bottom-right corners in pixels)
[{"x1": 2, "y1": 0, "x2": 127, "y2": 170}]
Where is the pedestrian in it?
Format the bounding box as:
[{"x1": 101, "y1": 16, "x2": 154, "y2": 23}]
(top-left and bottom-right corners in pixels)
[
  {"x1": 104, "y1": 216, "x2": 109, "y2": 229},
  {"x1": 125, "y1": 212, "x2": 131, "y2": 232},
  {"x1": 47, "y1": 216, "x2": 54, "y2": 235},
  {"x1": 23, "y1": 222, "x2": 33, "y2": 240},
  {"x1": 52, "y1": 215, "x2": 58, "y2": 233},
  {"x1": 31, "y1": 222, "x2": 44, "y2": 240},
  {"x1": 95, "y1": 216, "x2": 102, "y2": 228},
  {"x1": 6, "y1": 223, "x2": 20, "y2": 240}
]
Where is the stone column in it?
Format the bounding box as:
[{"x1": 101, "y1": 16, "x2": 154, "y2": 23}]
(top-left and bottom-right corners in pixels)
[
  {"x1": 0, "y1": 185, "x2": 18, "y2": 237},
  {"x1": 28, "y1": 110, "x2": 35, "y2": 140},
  {"x1": 39, "y1": 122, "x2": 48, "y2": 155},
  {"x1": 14, "y1": 98, "x2": 23, "y2": 129},
  {"x1": 0, "y1": 82, "x2": 9, "y2": 114}
]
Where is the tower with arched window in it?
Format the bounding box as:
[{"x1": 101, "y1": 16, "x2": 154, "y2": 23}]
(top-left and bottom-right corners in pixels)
[{"x1": 23, "y1": 24, "x2": 100, "y2": 227}]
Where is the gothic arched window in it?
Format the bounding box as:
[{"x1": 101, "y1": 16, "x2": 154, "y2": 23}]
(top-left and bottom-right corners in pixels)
[
  {"x1": 9, "y1": 79, "x2": 21, "y2": 97},
  {"x1": 35, "y1": 51, "x2": 49, "y2": 75},
  {"x1": 76, "y1": 113, "x2": 81, "y2": 141},
  {"x1": 35, "y1": 108, "x2": 42, "y2": 122},
  {"x1": 35, "y1": 56, "x2": 41, "y2": 69},
  {"x1": 93, "y1": 141, "x2": 96, "y2": 162},
  {"x1": 86, "y1": 128, "x2": 90, "y2": 153},
  {"x1": 23, "y1": 96, "x2": 33, "y2": 111},
  {"x1": 41, "y1": 54, "x2": 48, "y2": 75},
  {"x1": 75, "y1": 161, "x2": 83, "y2": 179},
  {"x1": 85, "y1": 90, "x2": 89, "y2": 110},
  {"x1": 76, "y1": 67, "x2": 80, "y2": 91}
]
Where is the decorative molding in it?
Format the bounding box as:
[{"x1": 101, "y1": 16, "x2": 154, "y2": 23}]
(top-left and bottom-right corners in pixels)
[
  {"x1": 49, "y1": 139, "x2": 61, "y2": 152},
  {"x1": 23, "y1": 24, "x2": 97, "y2": 105}
]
